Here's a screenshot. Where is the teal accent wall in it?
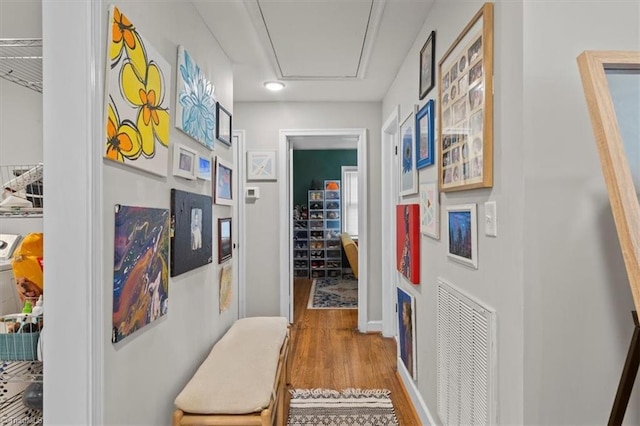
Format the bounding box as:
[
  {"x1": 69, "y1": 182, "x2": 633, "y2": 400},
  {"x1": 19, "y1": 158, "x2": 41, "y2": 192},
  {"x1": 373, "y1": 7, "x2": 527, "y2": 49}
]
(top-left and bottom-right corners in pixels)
[{"x1": 293, "y1": 149, "x2": 357, "y2": 206}]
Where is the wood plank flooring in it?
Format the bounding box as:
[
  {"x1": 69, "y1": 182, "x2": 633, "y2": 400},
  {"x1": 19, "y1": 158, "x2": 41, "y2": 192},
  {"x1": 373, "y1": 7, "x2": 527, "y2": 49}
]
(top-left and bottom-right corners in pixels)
[{"x1": 287, "y1": 278, "x2": 420, "y2": 425}]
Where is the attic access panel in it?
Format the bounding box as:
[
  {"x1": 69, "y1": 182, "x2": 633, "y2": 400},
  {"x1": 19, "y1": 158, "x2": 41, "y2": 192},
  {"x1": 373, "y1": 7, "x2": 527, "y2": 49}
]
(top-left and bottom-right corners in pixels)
[{"x1": 0, "y1": 39, "x2": 42, "y2": 93}]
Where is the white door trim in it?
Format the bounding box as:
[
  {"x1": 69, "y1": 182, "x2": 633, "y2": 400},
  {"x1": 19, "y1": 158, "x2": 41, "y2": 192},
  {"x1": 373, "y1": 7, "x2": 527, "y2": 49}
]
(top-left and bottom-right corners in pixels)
[
  {"x1": 381, "y1": 105, "x2": 400, "y2": 337},
  {"x1": 278, "y1": 128, "x2": 369, "y2": 332},
  {"x1": 233, "y1": 129, "x2": 247, "y2": 318}
]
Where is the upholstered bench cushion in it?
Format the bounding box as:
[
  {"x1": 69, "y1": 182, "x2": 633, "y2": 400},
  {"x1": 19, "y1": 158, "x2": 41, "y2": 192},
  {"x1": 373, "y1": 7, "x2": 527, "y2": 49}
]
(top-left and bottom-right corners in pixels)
[{"x1": 174, "y1": 316, "x2": 288, "y2": 414}]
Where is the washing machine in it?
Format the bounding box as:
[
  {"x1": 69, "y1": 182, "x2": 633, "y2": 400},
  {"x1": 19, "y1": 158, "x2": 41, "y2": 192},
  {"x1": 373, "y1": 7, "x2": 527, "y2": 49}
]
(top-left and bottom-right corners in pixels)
[{"x1": 0, "y1": 234, "x2": 22, "y2": 316}]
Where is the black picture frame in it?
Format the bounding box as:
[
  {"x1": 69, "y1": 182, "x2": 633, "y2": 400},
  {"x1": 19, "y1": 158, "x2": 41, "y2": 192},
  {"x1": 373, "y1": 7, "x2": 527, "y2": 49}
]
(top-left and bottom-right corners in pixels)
[
  {"x1": 218, "y1": 217, "x2": 232, "y2": 263},
  {"x1": 216, "y1": 102, "x2": 232, "y2": 146},
  {"x1": 170, "y1": 189, "x2": 213, "y2": 276},
  {"x1": 419, "y1": 30, "x2": 436, "y2": 100}
]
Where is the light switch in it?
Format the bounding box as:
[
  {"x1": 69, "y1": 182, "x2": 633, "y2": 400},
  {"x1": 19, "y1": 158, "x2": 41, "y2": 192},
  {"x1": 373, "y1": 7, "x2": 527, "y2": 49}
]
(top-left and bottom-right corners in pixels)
[{"x1": 484, "y1": 201, "x2": 497, "y2": 237}]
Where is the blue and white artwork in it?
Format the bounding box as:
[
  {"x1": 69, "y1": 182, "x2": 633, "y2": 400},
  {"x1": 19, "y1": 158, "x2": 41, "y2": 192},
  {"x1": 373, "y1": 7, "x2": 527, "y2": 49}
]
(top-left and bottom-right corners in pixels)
[
  {"x1": 175, "y1": 46, "x2": 216, "y2": 150},
  {"x1": 397, "y1": 286, "x2": 416, "y2": 379},
  {"x1": 400, "y1": 110, "x2": 418, "y2": 196}
]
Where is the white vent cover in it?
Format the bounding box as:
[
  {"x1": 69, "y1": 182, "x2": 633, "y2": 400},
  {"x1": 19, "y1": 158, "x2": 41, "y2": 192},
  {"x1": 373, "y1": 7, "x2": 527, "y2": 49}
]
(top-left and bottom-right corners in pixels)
[{"x1": 437, "y1": 278, "x2": 496, "y2": 425}]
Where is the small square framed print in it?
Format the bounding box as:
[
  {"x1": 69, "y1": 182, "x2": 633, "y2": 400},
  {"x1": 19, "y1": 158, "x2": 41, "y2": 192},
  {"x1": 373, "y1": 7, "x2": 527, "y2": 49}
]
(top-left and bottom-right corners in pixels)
[
  {"x1": 173, "y1": 144, "x2": 197, "y2": 180},
  {"x1": 197, "y1": 155, "x2": 212, "y2": 181},
  {"x1": 247, "y1": 151, "x2": 277, "y2": 181}
]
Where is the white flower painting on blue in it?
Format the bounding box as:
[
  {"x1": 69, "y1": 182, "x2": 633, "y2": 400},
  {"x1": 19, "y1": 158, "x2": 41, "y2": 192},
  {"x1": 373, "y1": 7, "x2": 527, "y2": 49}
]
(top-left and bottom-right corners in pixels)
[{"x1": 175, "y1": 46, "x2": 216, "y2": 150}]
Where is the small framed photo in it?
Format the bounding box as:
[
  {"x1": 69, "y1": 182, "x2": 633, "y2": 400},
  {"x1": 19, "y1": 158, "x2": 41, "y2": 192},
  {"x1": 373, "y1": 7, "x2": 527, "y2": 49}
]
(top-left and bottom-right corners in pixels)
[
  {"x1": 197, "y1": 155, "x2": 212, "y2": 181},
  {"x1": 247, "y1": 151, "x2": 277, "y2": 181},
  {"x1": 419, "y1": 182, "x2": 439, "y2": 239},
  {"x1": 214, "y1": 156, "x2": 233, "y2": 206},
  {"x1": 419, "y1": 30, "x2": 436, "y2": 100},
  {"x1": 416, "y1": 100, "x2": 435, "y2": 169},
  {"x1": 446, "y1": 203, "x2": 478, "y2": 269},
  {"x1": 216, "y1": 102, "x2": 232, "y2": 146},
  {"x1": 397, "y1": 286, "x2": 417, "y2": 380},
  {"x1": 399, "y1": 107, "x2": 418, "y2": 197},
  {"x1": 218, "y1": 217, "x2": 232, "y2": 263},
  {"x1": 173, "y1": 144, "x2": 197, "y2": 180}
]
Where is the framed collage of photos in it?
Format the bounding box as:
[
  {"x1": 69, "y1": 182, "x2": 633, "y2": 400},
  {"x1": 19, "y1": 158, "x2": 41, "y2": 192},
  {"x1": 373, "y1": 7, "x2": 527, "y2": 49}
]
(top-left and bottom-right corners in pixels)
[{"x1": 438, "y1": 2, "x2": 494, "y2": 192}]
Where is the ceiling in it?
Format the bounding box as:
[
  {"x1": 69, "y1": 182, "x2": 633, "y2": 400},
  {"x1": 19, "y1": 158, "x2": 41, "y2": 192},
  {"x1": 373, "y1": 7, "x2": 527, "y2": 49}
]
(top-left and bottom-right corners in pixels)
[
  {"x1": 194, "y1": 0, "x2": 434, "y2": 102},
  {"x1": 0, "y1": 0, "x2": 434, "y2": 102}
]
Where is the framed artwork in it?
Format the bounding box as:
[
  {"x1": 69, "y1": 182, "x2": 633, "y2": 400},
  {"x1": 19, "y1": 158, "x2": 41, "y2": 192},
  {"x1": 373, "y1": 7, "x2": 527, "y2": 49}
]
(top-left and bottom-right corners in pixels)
[
  {"x1": 446, "y1": 203, "x2": 478, "y2": 269},
  {"x1": 396, "y1": 204, "x2": 420, "y2": 284},
  {"x1": 438, "y1": 2, "x2": 494, "y2": 192},
  {"x1": 197, "y1": 155, "x2": 212, "y2": 181},
  {"x1": 419, "y1": 30, "x2": 436, "y2": 100},
  {"x1": 247, "y1": 151, "x2": 277, "y2": 181},
  {"x1": 172, "y1": 144, "x2": 197, "y2": 180},
  {"x1": 175, "y1": 45, "x2": 216, "y2": 150},
  {"x1": 218, "y1": 217, "x2": 232, "y2": 263},
  {"x1": 400, "y1": 108, "x2": 418, "y2": 196},
  {"x1": 397, "y1": 286, "x2": 417, "y2": 380},
  {"x1": 219, "y1": 264, "x2": 233, "y2": 313},
  {"x1": 214, "y1": 157, "x2": 233, "y2": 205},
  {"x1": 216, "y1": 102, "x2": 232, "y2": 146},
  {"x1": 112, "y1": 205, "x2": 169, "y2": 343},
  {"x1": 170, "y1": 189, "x2": 213, "y2": 277},
  {"x1": 104, "y1": 5, "x2": 171, "y2": 177},
  {"x1": 578, "y1": 51, "x2": 640, "y2": 312},
  {"x1": 420, "y1": 182, "x2": 440, "y2": 239},
  {"x1": 416, "y1": 100, "x2": 435, "y2": 169}
]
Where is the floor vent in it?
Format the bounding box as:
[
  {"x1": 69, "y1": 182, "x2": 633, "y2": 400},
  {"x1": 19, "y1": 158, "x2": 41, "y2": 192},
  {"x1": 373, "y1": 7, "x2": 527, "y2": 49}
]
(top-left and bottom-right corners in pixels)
[{"x1": 437, "y1": 278, "x2": 496, "y2": 425}]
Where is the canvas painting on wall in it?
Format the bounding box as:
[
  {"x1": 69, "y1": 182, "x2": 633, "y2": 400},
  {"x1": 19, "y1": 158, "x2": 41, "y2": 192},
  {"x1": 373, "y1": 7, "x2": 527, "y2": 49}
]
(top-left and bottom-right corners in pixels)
[
  {"x1": 170, "y1": 189, "x2": 213, "y2": 276},
  {"x1": 175, "y1": 46, "x2": 216, "y2": 150},
  {"x1": 420, "y1": 182, "x2": 440, "y2": 239},
  {"x1": 396, "y1": 204, "x2": 421, "y2": 284},
  {"x1": 397, "y1": 286, "x2": 417, "y2": 380},
  {"x1": 112, "y1": 204, "x2": 170, "y2": 343},
  {"x1": 219, "y1": 263, "x2": 232, "y2": 313},
  {"x1": 105, "y1": 5, "x2": 171, "y2": 177}
]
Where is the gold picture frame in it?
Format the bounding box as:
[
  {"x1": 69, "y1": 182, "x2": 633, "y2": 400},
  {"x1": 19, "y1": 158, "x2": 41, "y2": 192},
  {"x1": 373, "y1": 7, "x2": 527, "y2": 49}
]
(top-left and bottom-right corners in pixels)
[
  {"x1": 438, "y1": 2, "x2": 493, "y2": 192},
  {"x1": 577, "y1": 50, "x2": 640, "y2": 312}
]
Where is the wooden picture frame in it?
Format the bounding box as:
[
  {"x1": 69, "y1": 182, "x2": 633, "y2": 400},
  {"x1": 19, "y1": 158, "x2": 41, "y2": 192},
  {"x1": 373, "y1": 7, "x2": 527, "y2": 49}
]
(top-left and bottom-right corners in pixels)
[
  {"x1": 400, "y1": 107, "x2": 418, "y2": 196},
  {"x1": 577, "y1": 50, "x2": 640, "y2": 312},
  {"x1": 416, "y1": 100, "x2": 435, "y2": 169},
  {"x1": 172, "y1": 143, "x2": 198, "y2": 180},
  {"x1": 438, "y1": 2, "x2": 493, "y2": 192},
  {"x1": 214, "y1": 156, "x2": 233, "y2": 206},
  {"x1": 218, "y1": 217, "x2": 232, "y2": 263},
  {"x1": 419, "y1": 30, "x2": 436, "y2": 100},
  {"x1": 446, "y1": 203, "x2": 478, "y2": 269},
  {"x1": 216, "y1": 102, "x2": 232, "y2": 146}
]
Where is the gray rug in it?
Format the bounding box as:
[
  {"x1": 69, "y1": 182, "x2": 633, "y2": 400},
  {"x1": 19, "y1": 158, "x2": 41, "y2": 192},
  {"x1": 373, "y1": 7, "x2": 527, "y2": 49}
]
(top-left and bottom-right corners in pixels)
[
  {"x1": 307, "y1": 276, "x2": 358, "y2": 309},
  {"x1": 288, "y1": 388, "x2": 399, "y2": 426}
]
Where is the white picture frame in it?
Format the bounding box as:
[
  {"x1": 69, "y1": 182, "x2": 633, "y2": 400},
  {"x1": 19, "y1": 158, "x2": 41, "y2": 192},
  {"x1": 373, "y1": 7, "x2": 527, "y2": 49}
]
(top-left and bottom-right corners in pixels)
[
  {"x1": 400, "y1": 107, "x2": 418, "y2": 196},
  {"x1": 446, "y1": 203, "x2": 478, "y2": 268},
  {"x1": 420, "y1": 182, "x2": 440, "y2": 239},
  {"x1": 197, "y1": 155, "x2": 212, "y2": 181},
  {"x1": 173, "y1": 144, "x2": 197, "y2": 180},
  {"x1": 214, "y1": 156, "x2": 233, "y2": 206},
  {"x1": 247, "y1": 151, "x2": 277, "y2": 181}
]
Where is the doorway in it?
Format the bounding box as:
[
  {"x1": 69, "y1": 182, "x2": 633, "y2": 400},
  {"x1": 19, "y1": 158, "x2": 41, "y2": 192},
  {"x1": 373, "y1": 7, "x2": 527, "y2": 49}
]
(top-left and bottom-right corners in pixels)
[{"x1": 278, "y1": 129, "x2": 369, "y2": 332}]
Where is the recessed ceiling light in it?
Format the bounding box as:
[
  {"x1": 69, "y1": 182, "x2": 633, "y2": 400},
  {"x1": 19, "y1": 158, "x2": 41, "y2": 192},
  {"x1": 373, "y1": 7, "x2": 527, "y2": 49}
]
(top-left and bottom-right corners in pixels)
[{"x1": 264, "y1": 81, "x2": 285, "y2": 91}]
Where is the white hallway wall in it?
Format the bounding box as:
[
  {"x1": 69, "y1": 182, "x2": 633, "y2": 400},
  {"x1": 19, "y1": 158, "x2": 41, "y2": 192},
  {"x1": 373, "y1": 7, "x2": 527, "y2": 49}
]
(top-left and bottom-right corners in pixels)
[
  {"x1": 233, "y1": 102, "x2": 382, "y2": 321},
  {"x1": 43, "y1": 0, "x2": 235, "y2": 424},
  {"x1": 383, "y1": 0, "x2": 525, "y2": 423},
  {"x1": 523, "y1": 1, "x2": 640, "y2": 424}
]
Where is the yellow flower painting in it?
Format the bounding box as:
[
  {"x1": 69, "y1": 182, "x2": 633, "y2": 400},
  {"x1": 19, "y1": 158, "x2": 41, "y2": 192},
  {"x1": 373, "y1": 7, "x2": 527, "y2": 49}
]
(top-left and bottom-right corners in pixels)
[{"x1": 105, "y1": 5, "x2": 171, "y2": 176}]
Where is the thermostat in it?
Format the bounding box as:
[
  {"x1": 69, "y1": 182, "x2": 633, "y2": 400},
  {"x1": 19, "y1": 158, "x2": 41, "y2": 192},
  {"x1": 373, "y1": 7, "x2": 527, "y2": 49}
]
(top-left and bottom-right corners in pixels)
[{"x1": 246, "y1": 187, "x2": 260, "y2": 199}]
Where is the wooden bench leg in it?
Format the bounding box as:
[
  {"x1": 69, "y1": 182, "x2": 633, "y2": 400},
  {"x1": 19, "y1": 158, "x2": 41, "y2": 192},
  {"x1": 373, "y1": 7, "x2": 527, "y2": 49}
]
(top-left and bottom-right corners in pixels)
[{"x1": 172, "y1": 409, "x2": 184, "y2": 426}]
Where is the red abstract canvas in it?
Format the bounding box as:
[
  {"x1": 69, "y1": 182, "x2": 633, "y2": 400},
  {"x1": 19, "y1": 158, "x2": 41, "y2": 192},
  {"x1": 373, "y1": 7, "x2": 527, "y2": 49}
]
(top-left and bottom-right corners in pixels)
[{"x1": 396, "y1": 204, "x2": 420, "y2": 284}]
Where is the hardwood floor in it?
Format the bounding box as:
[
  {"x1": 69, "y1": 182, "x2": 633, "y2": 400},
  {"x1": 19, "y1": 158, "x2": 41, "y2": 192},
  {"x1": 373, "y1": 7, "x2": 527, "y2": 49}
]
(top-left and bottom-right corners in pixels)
[{"x1": 287, "y1": 278, "x2": 420, "y2": 425}]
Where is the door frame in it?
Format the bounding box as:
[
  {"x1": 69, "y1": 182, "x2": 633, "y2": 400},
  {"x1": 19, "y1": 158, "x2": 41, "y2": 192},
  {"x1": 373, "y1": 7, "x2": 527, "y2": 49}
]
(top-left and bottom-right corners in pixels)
[
  {"x1": 233, "y1": 129, "x2": 247, "y2": 318},
  {"x1": 381, "y1": 105, "x2": 400, "y2": 337},
  {"x1": 278, "y1": 128, "x2": 369, "y2": 332}
]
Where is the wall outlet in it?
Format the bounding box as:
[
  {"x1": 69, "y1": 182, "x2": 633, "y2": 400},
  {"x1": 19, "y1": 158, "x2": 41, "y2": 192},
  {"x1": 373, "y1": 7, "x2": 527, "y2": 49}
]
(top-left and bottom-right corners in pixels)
[{"x1": 484, "y1": 201, "x2": 497, "y2": 237}]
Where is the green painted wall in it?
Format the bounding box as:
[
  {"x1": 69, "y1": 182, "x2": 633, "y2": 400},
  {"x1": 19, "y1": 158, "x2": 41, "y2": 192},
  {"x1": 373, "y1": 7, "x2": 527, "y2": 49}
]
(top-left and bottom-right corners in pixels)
[{"x1": 293, "y1": 149, "x2": 357, "y2": 207}]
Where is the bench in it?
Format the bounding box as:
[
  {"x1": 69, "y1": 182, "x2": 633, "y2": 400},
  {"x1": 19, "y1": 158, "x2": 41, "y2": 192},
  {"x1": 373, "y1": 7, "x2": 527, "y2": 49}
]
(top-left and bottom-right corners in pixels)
[
  {"x1": 172, "y1": 316, "x2": 290, "y2": 426},
  {"x1": 340, "y1": 233, "x2": 358, "y2": 279}
]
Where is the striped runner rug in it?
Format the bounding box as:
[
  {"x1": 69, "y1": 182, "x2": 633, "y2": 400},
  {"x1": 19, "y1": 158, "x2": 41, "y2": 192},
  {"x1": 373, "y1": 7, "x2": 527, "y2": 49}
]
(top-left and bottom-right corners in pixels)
[{"x1": 288, "y1": 388, "x2": 399, "y2": 425}]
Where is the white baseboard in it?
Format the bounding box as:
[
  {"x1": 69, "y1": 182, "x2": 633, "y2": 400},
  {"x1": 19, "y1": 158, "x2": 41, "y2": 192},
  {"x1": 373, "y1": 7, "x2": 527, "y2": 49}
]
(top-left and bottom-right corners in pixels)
[
  {"x1": 367, "y1": 320, "x2": 382, "y2": 333},
  {"x1": 397, "y1": 358, "x2": 438, "y2": 425}
]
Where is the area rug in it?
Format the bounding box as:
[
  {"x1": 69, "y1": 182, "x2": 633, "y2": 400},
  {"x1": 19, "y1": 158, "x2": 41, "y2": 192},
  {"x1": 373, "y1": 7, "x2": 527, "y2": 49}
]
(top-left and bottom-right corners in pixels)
[
  {"x1": 308, "y1": 276, "x2": 358, "y2": 309},
  {"x1": 288, "y1": 388, "x2": 398, "y2": 425}
]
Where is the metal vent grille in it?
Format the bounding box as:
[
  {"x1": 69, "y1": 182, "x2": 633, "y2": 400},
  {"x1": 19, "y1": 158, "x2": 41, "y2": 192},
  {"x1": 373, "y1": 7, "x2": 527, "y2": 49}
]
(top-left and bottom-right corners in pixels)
[
  {"x1": 437, "y1": 278, "x2": 496, "y2": 425},
  {"x1": 0, "y1": 39, "x2": 43, "y2": 93}
]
